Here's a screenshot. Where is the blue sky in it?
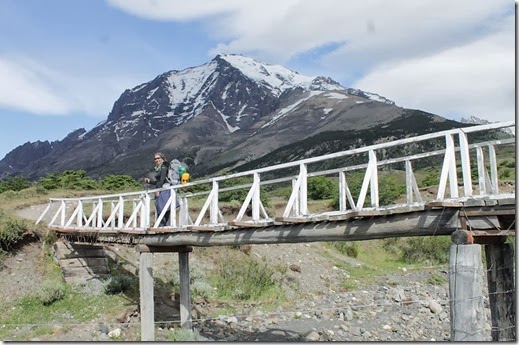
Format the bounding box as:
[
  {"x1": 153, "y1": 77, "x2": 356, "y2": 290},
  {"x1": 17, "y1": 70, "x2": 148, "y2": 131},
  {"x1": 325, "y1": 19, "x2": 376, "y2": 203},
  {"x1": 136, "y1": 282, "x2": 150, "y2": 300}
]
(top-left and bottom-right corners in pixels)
[{"x1": 0, "y1": 0, "x2": 515, "y2": 159}]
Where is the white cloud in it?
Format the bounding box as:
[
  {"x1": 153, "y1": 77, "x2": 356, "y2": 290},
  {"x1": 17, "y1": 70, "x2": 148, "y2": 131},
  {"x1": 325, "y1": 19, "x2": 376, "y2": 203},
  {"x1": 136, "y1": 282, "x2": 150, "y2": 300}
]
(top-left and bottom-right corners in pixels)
[
  {"x1": 106, "y1": 0, "x2": 247, "y2": 21},
  {"x1": 0, "y1": 55, "x2": 139, "y2": 118},
  {"x1": 0, "y1": 57, "x2": 71, "y2": 114},
  {"x1": 0, "y1": 0, "x2": 514, "y2": 126},
  {"x1": 106, "y1": 0, "x2": 515, "y2": 124},
  {"x1": 354, "y1": 16, "x2": 515, "y2": 122}
]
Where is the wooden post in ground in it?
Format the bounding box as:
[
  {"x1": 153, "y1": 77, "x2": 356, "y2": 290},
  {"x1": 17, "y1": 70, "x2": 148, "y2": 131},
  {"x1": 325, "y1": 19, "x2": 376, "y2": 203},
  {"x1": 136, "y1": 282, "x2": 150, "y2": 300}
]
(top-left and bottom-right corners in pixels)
[
  {"x1": 449, "y1": 230, "x2": 485, "y2": 341},
  {"x1": 179, "y1": 251, "x2": 193, "y2": 329},
  {"x1": 136, "y1": 245, "x2": 193, "y2": 338},
  {"x1": 485, "y1": 242, "x2": 516, "y2": 341},
  {"x1": 139, "y1": 251, "x2": 155, "y2": 341}
]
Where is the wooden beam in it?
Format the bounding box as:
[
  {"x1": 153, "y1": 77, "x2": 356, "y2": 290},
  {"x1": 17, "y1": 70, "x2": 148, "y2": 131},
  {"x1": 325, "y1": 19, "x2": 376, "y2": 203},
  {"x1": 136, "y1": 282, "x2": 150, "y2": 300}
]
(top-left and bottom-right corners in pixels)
[
  {"x1": 179, "y1": 251, "x2": 192, "y2": 330},
  {"x1": 485, "y1": 243, "x2": 516, "y2": 341},
  {"x1": 137, "y1": 209, "x2": 460, "y2": 247},
  {"x1": 449, "y1": 244, "x2": 485, "y2": 341},
  {"x1": 139, "y1": 252, "x2": 154, "y2": 341},
  {"x1": 135, "y1": 245, "x2": 193, "y2": 253}
]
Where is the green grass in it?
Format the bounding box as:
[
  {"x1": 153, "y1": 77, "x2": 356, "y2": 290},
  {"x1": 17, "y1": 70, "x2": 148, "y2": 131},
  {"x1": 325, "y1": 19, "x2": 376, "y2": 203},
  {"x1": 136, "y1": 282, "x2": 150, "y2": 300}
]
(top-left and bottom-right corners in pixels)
[{"x1": 0, "y1": 292, "x2": 130, "y2": 341}]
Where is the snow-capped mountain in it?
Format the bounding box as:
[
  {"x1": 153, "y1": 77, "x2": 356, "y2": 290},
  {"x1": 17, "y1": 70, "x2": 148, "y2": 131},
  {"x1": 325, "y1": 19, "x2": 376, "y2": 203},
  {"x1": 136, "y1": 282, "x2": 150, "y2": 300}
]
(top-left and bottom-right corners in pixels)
[
  {"x1": 461, "y1": 115, "x2": 515, "y2": 136},
  {"x1": 0, "y1": 54, "x2": 460, "y2": 180}
]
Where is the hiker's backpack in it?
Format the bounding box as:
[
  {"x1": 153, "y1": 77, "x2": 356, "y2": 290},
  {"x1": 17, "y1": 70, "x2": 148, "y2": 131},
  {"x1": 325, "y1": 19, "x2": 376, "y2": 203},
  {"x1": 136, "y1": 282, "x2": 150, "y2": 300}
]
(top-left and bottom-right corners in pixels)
[{"x1": 168, "y1": 159, "x2": 190, "y2": 185}]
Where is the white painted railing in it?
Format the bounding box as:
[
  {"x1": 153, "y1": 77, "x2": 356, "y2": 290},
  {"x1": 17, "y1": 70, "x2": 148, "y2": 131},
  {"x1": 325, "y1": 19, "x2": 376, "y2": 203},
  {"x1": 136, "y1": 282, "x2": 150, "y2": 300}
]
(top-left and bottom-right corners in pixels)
[{"x1": 36, "y1": 121, "x2": 515, "y2": 232}]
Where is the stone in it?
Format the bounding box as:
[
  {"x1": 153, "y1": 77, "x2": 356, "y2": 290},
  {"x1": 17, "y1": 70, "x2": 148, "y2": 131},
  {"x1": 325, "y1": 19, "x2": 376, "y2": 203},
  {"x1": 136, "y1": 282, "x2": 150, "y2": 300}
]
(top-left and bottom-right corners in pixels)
[{"x1": 306, "y1": 331, "x2": 320, "y2": 341}]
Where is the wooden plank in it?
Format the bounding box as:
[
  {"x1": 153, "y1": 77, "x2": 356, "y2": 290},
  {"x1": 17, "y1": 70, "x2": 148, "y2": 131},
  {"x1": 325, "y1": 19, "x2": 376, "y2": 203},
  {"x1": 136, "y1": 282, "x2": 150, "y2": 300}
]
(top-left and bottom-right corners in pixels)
[
  {"x1": 426, "y1": 200, "x2": 463, "y2": 208},
  {"x1": 136, "y1": 245, "x2": 193, "y2": 253},
  {"x1": 274, "y1": 216, "x2": 318, "y2": 223},
  {"x1": 497, "y1": 198, "x2": 516, "y2": 206},
  {"x1": 323, "y1": 213, "x2": 354, "y2": 221},
  {"x1": 53, "y1": 242, "x2": 106, "y2": 259},
  {"x1": 471, "y1": 230, "x2": 515, "y2": 237},
  {"x1": 62, "y1": 265, "x2": 110, "y2": 276},
  {"x1": 461, "y1": 209, "x2": 516, "y2": 217},
  {"x1": 229, "y1": 220, "x2": 274, "y2": 228},
  {"x1": 60, "y1": 257, "x2": 108, "y2": 267},
  {"x1": 461, "y1": 199, "x2": 487, "y2": 207},
  {"x1": 186, "y1": 225, "x2": 235, "y2": 232},
  {"x1": 484, "y1": 199, "x2": 498, "y2": 206}
]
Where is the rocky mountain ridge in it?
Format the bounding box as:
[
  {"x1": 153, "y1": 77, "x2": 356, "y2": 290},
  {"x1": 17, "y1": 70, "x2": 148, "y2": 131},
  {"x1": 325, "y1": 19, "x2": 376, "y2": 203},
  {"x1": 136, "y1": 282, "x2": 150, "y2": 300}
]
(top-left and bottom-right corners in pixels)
[{"x1": 0, "y1": 54, "x2": 462, "y2": 180}]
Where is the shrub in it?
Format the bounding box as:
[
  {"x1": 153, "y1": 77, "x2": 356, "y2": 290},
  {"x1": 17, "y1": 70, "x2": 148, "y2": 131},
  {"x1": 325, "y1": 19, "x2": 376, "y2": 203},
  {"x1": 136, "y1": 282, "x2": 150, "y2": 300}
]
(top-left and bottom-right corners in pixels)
[
  {"x1": 212, "y1": 255, "x2": 279, "y2": 301},
  {"x1": 399, "y1": 235, "x2": 451, "y2": 264},
  {"x1": 39, "y1": 173, "x2": 61, "y2": 190},
  {"x1": 420, "y1": 170, "x2": 440, "y2": 188},
  {"x1": 104, "y1": 275, "x2": 137, "y2": 294},
  {"x1": 101, "y1": 175, "x2": 141, "y2": 191},
  {"x1": 165, "y1": 328, "x2": 201, "y2": 341},
  {"x1": 0, "y1": 216, "x2": 27, "y2": 252},
  {"x1": 307, "y1": 176, "x2": 336, "y2": 200},
  {"x1": 0, "y1": 176, "x2": 30, "y2": 193},
  {"x1": 331, "y1": 241, "x2": 359, "y2": 258},
  {"x1": 191, "y1": 281, "x2": 214, "y2": 298},
  {"x1": 36, "y1": 279, "x2": 68, "y2": 305}
]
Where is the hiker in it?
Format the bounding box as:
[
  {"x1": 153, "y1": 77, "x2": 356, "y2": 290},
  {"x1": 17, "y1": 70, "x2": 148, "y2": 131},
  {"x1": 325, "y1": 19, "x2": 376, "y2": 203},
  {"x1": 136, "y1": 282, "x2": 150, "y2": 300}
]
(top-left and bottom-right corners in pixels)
[{"x1": 144, "y1": 152, "x2": 170, "y2": 226}]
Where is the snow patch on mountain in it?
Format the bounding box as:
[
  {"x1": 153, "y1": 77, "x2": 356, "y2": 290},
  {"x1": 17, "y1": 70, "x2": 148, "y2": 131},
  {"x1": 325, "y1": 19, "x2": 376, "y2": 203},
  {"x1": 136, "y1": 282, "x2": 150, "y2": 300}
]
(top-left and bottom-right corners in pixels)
[
  {"x1": 220, "y1": 54, "x2": 315, "y2": 96},
  {"x1": 211, "y1": 101, "x2": 240, "y2": 133},
  {"x1": 262, "y1": 91, "x2": 323, "y2": 129},
  {"x1": 461, "y1": 115, "x2": 515, "y2": 136},
  {"x1": 325, "y1": 92, "x2": 349, "y2": 100}
]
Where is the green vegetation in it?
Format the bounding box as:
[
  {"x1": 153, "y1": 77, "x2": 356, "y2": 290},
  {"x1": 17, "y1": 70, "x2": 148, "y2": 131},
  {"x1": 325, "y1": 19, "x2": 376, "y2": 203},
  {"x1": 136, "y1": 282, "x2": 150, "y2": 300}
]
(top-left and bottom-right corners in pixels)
[
  {"x1": 0, "y1": 290, "x2": 132, "y2": 341},
  {"x1": 163, "y1": 328, "x2": 201, "y2": 341},
  {"x1": 210, "y1": 251, "x2": 284, "y2": 303},
  {"x1": 427, "y1": 273, "x2": 447, "y2": 285}
]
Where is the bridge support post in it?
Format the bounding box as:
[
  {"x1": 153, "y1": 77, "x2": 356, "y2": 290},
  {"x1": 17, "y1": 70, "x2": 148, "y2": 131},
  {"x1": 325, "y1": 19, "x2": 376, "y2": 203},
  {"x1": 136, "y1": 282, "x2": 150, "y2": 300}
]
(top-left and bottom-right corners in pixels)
[
  {"x1": 139, "y1": 251, "x2": 155, "y2": 341},
  {"x1": 448, "y1": 234, "x2": 485, "y2": 341},
  {"x1": 179, "y1": 251, "x2": 193, "y2": 329},
  {"x1": 136, "y1": 245, "x2": 193, "y2": 340},
  {"x1": 484, "y1": 242, "x2": 516, "y2": 341}
]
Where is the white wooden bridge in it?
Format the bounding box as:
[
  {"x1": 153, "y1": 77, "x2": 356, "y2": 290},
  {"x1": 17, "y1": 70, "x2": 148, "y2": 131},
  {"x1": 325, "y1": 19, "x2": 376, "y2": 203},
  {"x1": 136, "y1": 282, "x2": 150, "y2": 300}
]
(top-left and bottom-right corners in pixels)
[
  {"x1": 37, "y1": 121, "x2": 515, "y2": 241},
  {"x1": 35, "y1": 121, "x2": 516, "y2": 341}
]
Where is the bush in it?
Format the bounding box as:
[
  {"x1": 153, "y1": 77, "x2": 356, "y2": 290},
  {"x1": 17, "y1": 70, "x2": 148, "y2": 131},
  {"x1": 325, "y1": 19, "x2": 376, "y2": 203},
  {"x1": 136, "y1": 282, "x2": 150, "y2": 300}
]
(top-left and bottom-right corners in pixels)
[
  {"x1": 331, "y1": 241, "x2": 359, "y2": 258},
  {"x1": 307, "y1": 176, "x2": 336, "y2": 200},
  {"x1": 101, "y1": 175, "x2": 141, "y2": 191},
  {"x1": 191, "y1": 281, "x2": 214, "y2": 298},
  {"x1": 36, "y1": 279, "x2": 68, "y2": 305},
  {"x1": 0, "y1": 216, "x2": 27, "y2": 253},
  {"x1": 104, "y1": 275, "x2": 137, "y2": 294},
  {"x1": 165, "y1": 328, "x2": 201, "y2": 341},
  {"x1": 212, "y1": 255, "x2": 279, "y2": 301},
  {"x1": 0, "y1": 176, "x2": 30, "y2": 193},
  {"x1": 420, "y1": 169, "x2": 440, "y2": 188},
  {"x1": 399, "y1": 235, "x2": 451, "y2": 264}
]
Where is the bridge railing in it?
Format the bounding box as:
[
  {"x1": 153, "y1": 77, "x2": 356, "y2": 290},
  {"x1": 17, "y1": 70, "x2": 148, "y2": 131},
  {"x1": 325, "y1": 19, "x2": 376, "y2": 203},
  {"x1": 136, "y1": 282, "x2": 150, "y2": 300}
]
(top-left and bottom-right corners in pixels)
[{"x1": 36, "y1": 121, "x2": 515, "y2": 232}]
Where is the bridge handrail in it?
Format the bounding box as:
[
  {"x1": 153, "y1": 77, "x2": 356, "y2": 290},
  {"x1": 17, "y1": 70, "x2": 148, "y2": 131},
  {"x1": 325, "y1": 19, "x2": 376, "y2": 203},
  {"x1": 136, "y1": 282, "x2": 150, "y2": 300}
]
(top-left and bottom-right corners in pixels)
[{"x1": 37, "y1": 121, "x2": 515, "y2": 231}]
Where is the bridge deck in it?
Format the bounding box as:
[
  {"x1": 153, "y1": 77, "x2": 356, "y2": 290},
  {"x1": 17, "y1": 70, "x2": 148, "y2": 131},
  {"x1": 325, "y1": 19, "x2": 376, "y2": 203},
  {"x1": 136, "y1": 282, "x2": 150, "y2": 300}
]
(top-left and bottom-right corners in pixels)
[{"x1": 51, "y1": 197, "x2": 515, "y2": 247}]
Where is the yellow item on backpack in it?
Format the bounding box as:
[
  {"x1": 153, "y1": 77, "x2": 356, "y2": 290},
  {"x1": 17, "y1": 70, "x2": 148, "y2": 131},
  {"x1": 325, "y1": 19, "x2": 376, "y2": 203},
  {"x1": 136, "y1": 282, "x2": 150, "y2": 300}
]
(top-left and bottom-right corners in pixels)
[{"x1": 181, "y1": 172, "x2": 190, "y2": 184}]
